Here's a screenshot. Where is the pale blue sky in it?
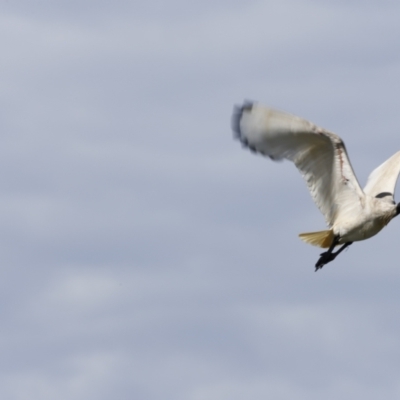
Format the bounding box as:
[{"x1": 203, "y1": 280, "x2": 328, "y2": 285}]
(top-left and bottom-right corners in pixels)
[{"x1": 1, "y1": 1, "x2": 400, "y2": 399}]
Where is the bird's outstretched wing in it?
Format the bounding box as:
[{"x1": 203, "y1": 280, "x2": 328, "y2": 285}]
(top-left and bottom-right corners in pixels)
[
  {"x1": 232, "y1": 102, "x2": 365, "y2": 226},
  {"x1": 363, "y1": 151, "x2": 400, "y2": 203}
]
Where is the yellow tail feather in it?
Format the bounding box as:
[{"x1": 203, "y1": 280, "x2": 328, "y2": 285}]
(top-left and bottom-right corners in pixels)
[{"x1": 298, "y1": 229, "x2": 334, "y2": 248}]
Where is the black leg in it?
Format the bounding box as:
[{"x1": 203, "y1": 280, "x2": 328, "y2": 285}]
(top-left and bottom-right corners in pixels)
[
  {"x1": 315, "y1": 237, "x2": 353, "y2": 271},
  {"x1": 333, "y1": 241, "x2": 353, "y2": 256}
]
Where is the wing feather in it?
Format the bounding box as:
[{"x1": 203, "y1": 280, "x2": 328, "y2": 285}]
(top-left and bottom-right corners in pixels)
[
  {"x1": 232, "y1": 102, "x2": 364, "y2": 226},
  {"x1": 363, "y1": 151, "x2": 400, "y2": 202}
]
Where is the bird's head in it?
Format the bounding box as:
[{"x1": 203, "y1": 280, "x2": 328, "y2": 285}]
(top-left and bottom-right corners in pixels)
[{"x1": 396, "y1": 203, "x2": 400, "y2": 216}]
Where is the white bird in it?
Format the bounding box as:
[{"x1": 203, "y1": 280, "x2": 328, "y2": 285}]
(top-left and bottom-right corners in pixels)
[{"x1": 232, "y1": 101, "x2": 400, "y2": 270}]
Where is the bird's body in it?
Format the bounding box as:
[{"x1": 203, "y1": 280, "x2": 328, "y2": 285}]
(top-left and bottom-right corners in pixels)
[
  {"x1": 232, "y1": 102, "x2": 400, "y2": 270},
  {"x1": 333, "y1": 196, "x2": 395, "y2": 243}
]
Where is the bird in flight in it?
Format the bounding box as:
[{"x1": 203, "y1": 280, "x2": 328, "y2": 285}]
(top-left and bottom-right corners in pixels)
[{"x1": 232, "y1": 102, "x2": 400, "y2": 271}]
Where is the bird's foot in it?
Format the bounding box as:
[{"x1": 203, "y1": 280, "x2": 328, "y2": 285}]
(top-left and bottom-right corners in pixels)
[{"x1": 315, "y1": 251, "x2": 336, "y2": 271}]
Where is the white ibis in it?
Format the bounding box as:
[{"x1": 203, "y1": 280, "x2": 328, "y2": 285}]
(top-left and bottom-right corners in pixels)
[{"x1": 232, "y1": 102, "x2": 400, "y2": 270}]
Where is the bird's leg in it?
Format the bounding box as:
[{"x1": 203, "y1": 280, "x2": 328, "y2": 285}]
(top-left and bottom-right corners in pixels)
[
  {"x1": 315, "y1": 236, "x2": 339, "y2": 271},
  {"x1": 315, "y1": 237, "x2": 353, "y2": 271},
  {"x1": 332, "y1": 241, "x2": 353, "y2": 258}
]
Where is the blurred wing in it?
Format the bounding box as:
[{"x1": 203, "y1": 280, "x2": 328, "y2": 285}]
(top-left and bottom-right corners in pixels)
[
  {"x1": 232, "y1": 102, "x2": 365, "y2": 226},
  {"x1": 363, "y1": 151, "x2": 400, "y2": 203}
]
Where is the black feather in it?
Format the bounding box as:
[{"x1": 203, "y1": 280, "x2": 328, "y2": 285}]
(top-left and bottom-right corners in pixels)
[{"x1": 231, "y1": 101, "x2": 254, "y2": 142}]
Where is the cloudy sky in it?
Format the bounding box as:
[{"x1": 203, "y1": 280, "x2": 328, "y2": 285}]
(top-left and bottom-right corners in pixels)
[{"x1": 2, "y1": 1, "x2": 400, "y2": 399}]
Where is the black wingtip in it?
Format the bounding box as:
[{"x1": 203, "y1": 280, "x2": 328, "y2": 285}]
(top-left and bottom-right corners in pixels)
[{"x1": 231, "y1": 101, "x2": 254, "y2": 141}]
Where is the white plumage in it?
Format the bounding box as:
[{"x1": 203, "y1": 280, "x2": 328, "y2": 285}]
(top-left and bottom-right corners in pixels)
[{"x1": 232, "y1": 101, "x2": 400, "y2": 270}]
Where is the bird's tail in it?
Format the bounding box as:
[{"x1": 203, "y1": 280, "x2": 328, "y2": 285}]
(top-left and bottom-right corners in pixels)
[{"x1": 298, "y1": 229, "x2": 334, "y2": 248}]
